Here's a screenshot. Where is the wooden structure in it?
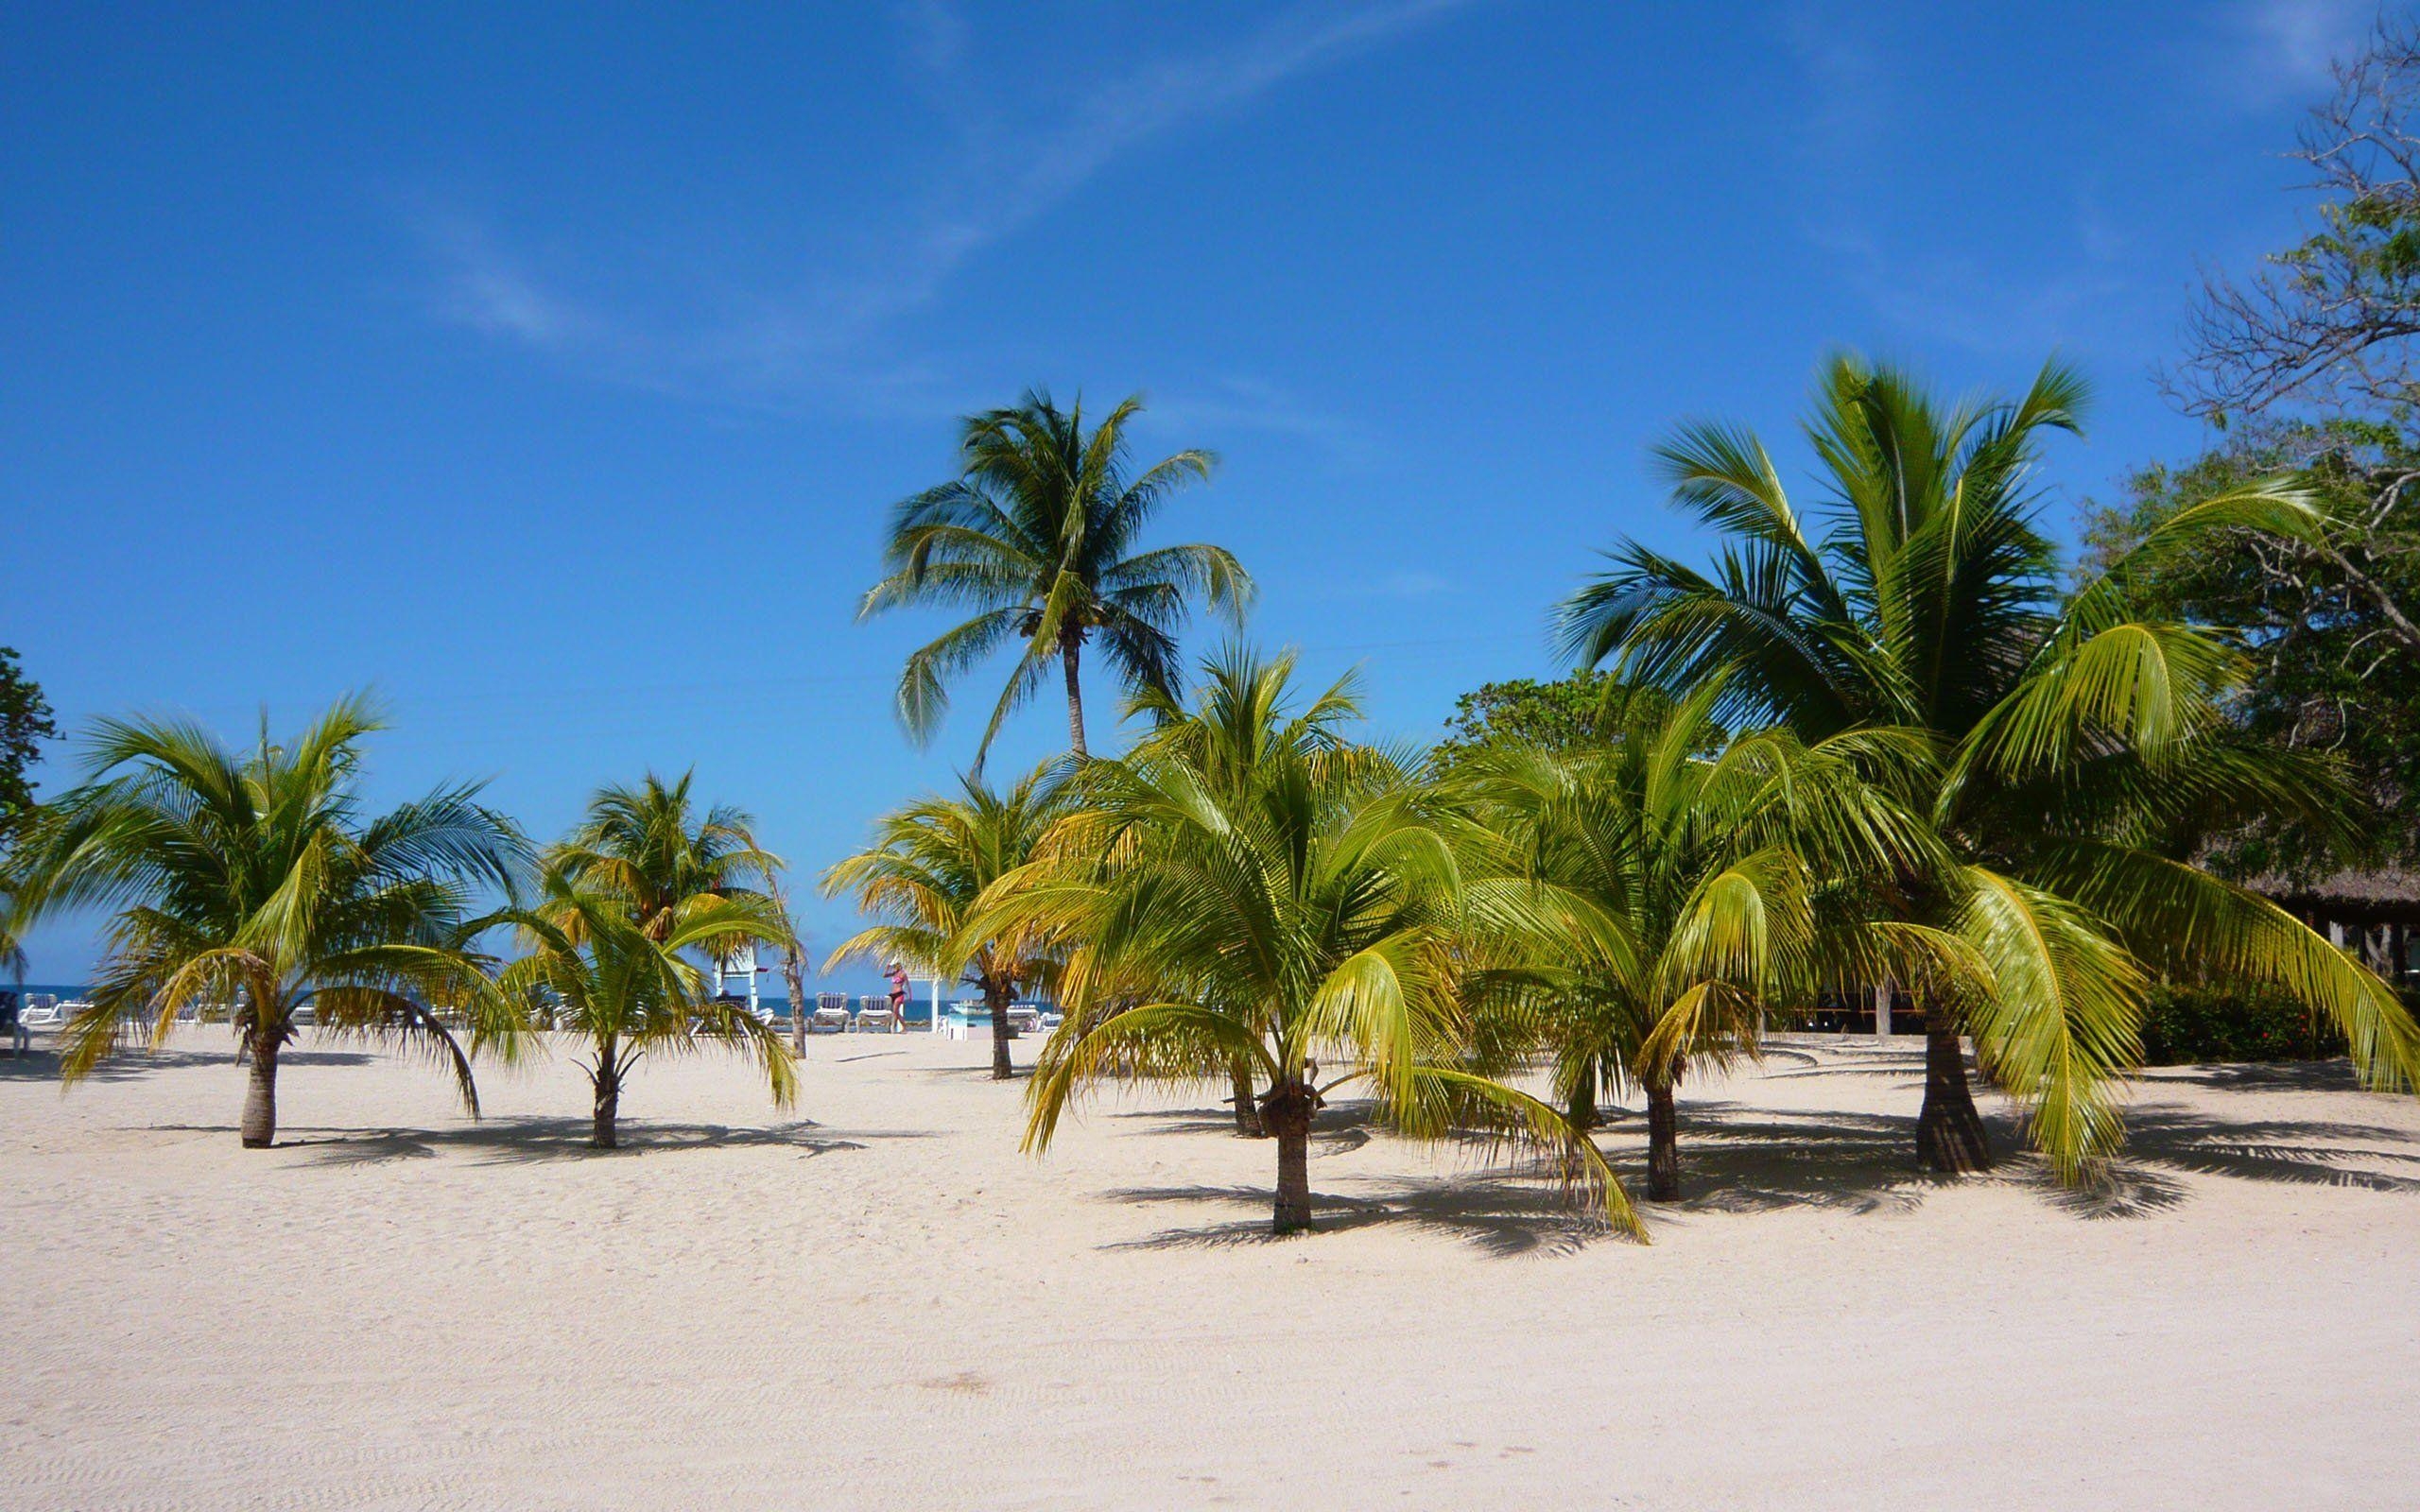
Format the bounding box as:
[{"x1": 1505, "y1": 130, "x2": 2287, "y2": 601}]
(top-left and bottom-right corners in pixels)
[{"x1": 2250, "y1": 868, "x2": 2420, "y2": 983}]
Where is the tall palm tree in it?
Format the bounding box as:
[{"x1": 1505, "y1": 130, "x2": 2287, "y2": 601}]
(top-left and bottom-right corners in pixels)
[
  {"x1": 499, "y1": 876, "x2": 795, "y2": 1148},
  {"x1": 821, "y1": 762, "x2": 1075, "y2": 1079},
  {"x1": 1002, "y1": 655, "x2": 1627, "y2": 1236},
  {"x1": 1558, "y1": 354, "x2": 2420, "y2": 1178},
  {"x1": 545, "y1": 771, "x2": 779, "y2": 945},
  {"x1": 861, "y1": 388, "x2": 1254, "y2": 769},
  {"x1": 3, "y1": 699, "x2": 527, "y2": 1147},
  {"x1": 1458, "y1": 680, "x2": 1944, "y2": 1199}
]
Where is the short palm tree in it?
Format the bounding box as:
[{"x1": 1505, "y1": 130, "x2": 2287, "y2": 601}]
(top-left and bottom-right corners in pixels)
[
  {"x1": 1459, "y1": 681, "x2": 1944, "y2": 1199},
  {"x1": 1559, "y1": 354, "x2": 2420, "y2": 1177},
  {"x1": 4, "y1": 699, "x2": 527, "y2": 1147},
  {"x1": 1004, "y1": 657, "x2": 1627, "y2": 1236},
  {"x1": 545, "y1": 771, "x2": 779, "y2": 946},
  {"x1": 1124, "y1": 644, "x2": 1368, "y2": 1135},
  {"x1": 860, "y1": 388, "x2": 1254, "y2": 768},
  {"x1": 499, "y1": 876, "x2": 796, "y2": 1148},
  {"x1": 822, "y1": 762, "x2": 1075, "y2": 1079}
]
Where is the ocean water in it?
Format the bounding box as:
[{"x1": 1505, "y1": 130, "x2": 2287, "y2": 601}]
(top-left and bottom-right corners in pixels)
[{"x1": 0, "y1": 986, "x2": 962, "y2": 1021}]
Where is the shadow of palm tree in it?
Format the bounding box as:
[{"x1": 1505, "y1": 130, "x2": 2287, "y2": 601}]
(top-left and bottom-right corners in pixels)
[
  {"x1": 274, "y1": 1115, "x2": 911, "y2": 1165},
  {"x1": 2148, "y1": 1060, "x2": 2360, "y2": 1092},
  {"x1": 1107, "y1": 1101, "x2": 1377, "y2": 1152},
  {"x1": 1102, "y1": 1175, "x2": 1608, "y2": 1258},
  {"x1": 0, "y1": 1044, "x2": 376, "y2": 1082},
  {"x1": 1089, "y1": 1067, "x2": 2420, "y2": 1252},
  {"x1": 1612, "y1": 1103, "x2": 1966, "y2": 1217}
]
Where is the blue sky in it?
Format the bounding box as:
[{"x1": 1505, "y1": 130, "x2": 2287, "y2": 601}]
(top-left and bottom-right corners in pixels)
[{"x1": 0, "y1": 0, "x2": 2377, "y2": 983}]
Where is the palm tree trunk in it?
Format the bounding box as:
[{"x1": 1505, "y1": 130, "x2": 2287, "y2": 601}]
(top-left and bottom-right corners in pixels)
[
  {"x1": 1916, "y1": 1020, "x2": 1992, "y2": 1173},
  {"x1": 592, "y1": 1039, "x2": 621, "y2": 1150},
  {"x1": 1645, "y1": 1074, "x2": 1681, "y2": 1201},
  {"x1": 1230, "y1": 1056, "x2": 1264, "y2": 1138},
  {"x1": 1566, "y1": 1054, "x2": 1598, "y2": 1132},
  {"x1": 786, "y1": 945, "x2": 807, "y2": 1058},
  {"x1": 1264, "y1": 1078, "x2": 1315, "y2": 1234},
  {"x1": 1061, "y1": 633, "x2": 1087, "y2": 758},
  {"x1": 593, "y1": 1076, "x2": 620, "y2": 1149},
  {"x1": 987, "y1": 982, "x2": 1013, "y2": 1080},
  {"x1": 239, "y1": 1034, "x2": 280, "y2": 1148}
]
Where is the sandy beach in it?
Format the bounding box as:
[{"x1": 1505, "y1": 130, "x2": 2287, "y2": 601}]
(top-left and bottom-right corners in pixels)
[{"x1": 3, "y1": 1026, "x2": 2416, "y2": 1510}]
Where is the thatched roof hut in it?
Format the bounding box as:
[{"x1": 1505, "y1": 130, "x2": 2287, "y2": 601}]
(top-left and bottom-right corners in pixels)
[{"x1": 2247, "y1": 868, "x2": 2420, "y2": 930}]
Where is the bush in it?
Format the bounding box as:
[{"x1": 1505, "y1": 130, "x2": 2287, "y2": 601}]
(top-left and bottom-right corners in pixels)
[{"x1": 2138, "y1": 982, "x2": 2346, "y2": 1065}]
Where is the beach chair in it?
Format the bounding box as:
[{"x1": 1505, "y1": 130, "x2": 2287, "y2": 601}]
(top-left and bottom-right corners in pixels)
[
  {"x1": 854, "y1": 999, "x2": 898, "y2": 1034},
  {"x1": 19, "y1": 995, "x2": 63, "y2": 1030}
]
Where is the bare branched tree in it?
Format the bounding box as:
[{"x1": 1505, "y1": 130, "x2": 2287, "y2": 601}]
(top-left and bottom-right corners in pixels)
[{"x1": 2172, "y1": 19, "x2": 2420, "y2": 422}]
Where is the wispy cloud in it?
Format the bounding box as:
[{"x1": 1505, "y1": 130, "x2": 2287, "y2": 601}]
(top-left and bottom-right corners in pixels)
[
  {"x1": 417, "y1": 208, "x2": 595, "y2": 350},
  {"x1": 1142, "y1": 377, "x2": 1380, "y2": 470},
  {"x1": 412, "y1": 1, "x2": 1483, "y2": 408},
  {"x1": 2219, "y1": 0, "x2": 2370, "y2": 105},
  {"x1": 1780, "y1": 8, "x2": 2140, "y2": 361},
  {"x1": 895, "y1": 0, "x2": 970, "y2": 77},
  {"x1": 1307, "y1": 567, "x2": 1453, "y2": 602}
]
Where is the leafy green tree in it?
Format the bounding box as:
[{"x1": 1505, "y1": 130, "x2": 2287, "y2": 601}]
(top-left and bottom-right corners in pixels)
[
  {"x1": 1460, "y1": 682, "x2": 1942, "y2": 1199},
  {"x1": 821, "y1": 762, "x2": 1075, "y2": 1079},
  {"x1": 860, "y1": 389, "x2": 1253, "y2": 769},
  {"x1": 1434, "y1": 669, "x2": 1621, "y2": 762},
  {"x1": 5, "y1": 698, "x2": 527, "y2": 1147},
  {"x1": 1559, "y1": 354, "x2": 2420, "y2": 1179},
  {"x1": 499, "y1": 878, "x2": 795, "y2": 1148},
  {"x1": 2079, "y1": 419, "x2": 2420, "y2": 873},
  {"x1": 0, "y1": 646, "x2": 57, "y2": 822},
  {"x1": 1005, "y1": 652, "x2": 1625, "y2": 1236}
]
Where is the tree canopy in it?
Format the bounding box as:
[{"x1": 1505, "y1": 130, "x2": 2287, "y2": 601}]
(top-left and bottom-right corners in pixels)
[{"x1": 0, "y1": 647, "x2": 57, "y2": 823}]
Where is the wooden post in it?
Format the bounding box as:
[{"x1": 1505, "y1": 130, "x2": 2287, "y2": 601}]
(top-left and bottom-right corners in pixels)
[{"x1": 1873, "y1": 981, "x2": 1893, "y2": 1038}]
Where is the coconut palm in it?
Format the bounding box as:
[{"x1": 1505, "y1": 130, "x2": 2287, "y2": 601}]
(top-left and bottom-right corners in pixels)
[
  {"x1": 1124, "y1": 644, "x2": 1368, "y2": 1135},
  {"x1": 1558, "y1": 354, "x2": 2420, "y2": 1178},
  {"x1": 499, "y1": 876, "x2": 795, "y2": 1148},
  {"x1": 860, "y1": 388, "x2": 1254, "y2": 769},
  {"x1": 1004, "y1": 656, "x2": 1626, "y2": 1236},
  {"x1": 822, "y1": 762, "x2": 1075, "y2": 1079},
  {"x1": 545, "y1": 770, "x2": 779, "y2": 946},
  {"x1": 1458, "y1": 680, "x2": 1945, "y2": 1199},
  {"x1": 3, "y1": 699, "x2": 527, "y2": 1147}
]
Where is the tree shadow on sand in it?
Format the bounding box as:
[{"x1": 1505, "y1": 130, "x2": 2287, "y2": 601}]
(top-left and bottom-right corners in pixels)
[
  {"x1": 1090, "y1": 1075, "x2": 2420, "y2": 1254},
  {"x1": 1106, "y1": 1101, "x2": 1375, "y2": 1154},
  {"x1": 1103, "y1": 1176, "x2": 1606, "y2": 1258},
  {"x1": 123, "y1": 1116, "x2": 925, "y2": 1165},
  {"x1": 0, "y1": 1044, "x2": 374, "y2": 1083}
]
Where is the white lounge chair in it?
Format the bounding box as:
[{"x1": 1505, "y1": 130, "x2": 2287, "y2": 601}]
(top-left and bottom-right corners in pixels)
[
  {"x1": 853, "y1": 1003, "x2": 898, "y2": 1034},
  {"x1": 810, "y1": 1003, "x2": 851, "y2": 1034},
  {"x1": 19, "y1": 995, "x2": 63, "y2": 1029}
]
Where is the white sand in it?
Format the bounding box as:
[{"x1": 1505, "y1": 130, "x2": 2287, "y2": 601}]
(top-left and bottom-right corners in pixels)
[{"x1": 3, "y1": 1026, "x2": 2417, "y2": 1510}]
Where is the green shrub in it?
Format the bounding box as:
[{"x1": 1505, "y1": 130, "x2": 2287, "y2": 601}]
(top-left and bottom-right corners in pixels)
[{"x1": 2138, "y1": 982, "x2": 2346, "y2": 1065}]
